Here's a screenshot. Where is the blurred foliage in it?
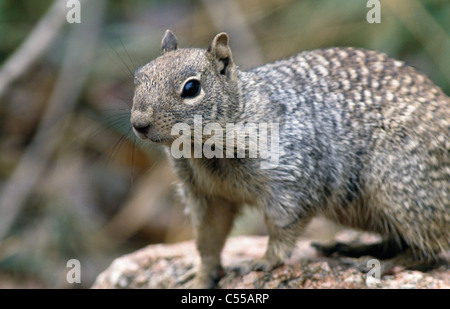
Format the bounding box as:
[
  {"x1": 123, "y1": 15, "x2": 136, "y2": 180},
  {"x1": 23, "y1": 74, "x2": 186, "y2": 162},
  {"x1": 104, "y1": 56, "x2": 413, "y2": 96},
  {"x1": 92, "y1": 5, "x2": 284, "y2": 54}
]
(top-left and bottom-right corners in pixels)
[
  {"x1": 0, "y1": 0, "x2": 448, "y2": 288},
  {"x1": 0, "y1": 0, "x2": 52, "y2": 60}
]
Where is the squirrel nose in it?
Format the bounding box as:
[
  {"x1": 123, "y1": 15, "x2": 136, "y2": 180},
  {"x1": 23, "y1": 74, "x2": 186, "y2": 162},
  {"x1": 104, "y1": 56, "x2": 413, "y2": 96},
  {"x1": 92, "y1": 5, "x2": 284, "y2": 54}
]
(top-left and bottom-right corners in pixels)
[{"x1": 132, "y1": 123, "x2": 150, "y2": 135}]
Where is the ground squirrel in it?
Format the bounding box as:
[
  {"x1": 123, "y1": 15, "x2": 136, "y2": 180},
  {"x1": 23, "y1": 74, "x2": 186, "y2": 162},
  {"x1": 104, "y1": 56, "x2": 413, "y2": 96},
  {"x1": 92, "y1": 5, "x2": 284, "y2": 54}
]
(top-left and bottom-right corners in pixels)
[{"x1": 130, "y1": 30, "x2": 449, "y2": 288}]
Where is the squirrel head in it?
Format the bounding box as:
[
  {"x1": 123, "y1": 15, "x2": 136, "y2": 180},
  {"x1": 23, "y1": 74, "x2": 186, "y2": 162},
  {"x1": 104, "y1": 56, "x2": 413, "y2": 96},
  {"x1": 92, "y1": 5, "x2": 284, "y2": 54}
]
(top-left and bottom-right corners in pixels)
[{"x1": 131, "y1": 30, "x2": 240, "y2": 144}]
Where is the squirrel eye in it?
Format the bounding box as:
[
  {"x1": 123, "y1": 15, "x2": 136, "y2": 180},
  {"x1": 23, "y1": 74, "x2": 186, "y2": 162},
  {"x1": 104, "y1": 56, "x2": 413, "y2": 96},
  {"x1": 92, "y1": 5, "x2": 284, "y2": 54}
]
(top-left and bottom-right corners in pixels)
[{"x1": 181, "y1": 79, "x2": 201, "y2": 98}]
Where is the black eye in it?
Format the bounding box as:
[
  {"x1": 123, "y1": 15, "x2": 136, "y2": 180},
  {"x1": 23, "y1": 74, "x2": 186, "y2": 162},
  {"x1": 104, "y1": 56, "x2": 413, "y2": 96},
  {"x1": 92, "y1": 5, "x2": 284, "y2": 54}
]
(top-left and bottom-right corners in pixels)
[{"x1": 181, "y1": 79, "x2": 201, "y2": 98}]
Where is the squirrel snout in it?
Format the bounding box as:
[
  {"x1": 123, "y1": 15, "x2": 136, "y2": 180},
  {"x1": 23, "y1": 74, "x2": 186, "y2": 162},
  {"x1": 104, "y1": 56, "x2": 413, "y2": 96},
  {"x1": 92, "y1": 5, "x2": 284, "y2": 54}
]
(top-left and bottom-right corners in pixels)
[
  {"x1": 130, "y1": 111, "x2": 152, "y2": 138},
  {"x1": 130, "y1": 108, "x2": 153, "y2": 135},
  {"x1": 132, "y1": 122, "x2": 150, "y2": 135}
]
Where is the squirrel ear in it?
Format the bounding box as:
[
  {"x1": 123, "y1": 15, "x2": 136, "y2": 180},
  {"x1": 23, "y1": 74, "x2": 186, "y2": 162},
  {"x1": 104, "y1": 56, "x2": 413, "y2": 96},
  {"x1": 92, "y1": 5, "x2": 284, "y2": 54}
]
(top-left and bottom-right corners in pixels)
[
  {"x1": 207, "y1": 32, "x2": 235, "y2": 78},
  {"x1": 161, "y1": 30, "x2": 178, "y2": 54}
]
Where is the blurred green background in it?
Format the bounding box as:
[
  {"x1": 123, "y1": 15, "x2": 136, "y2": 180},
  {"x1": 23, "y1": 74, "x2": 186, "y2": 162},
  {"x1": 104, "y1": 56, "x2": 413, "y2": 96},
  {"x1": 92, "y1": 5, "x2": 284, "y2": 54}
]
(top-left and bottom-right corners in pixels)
[{"x1": 0, "y1": 0, "x2": 448, "y2": 288}]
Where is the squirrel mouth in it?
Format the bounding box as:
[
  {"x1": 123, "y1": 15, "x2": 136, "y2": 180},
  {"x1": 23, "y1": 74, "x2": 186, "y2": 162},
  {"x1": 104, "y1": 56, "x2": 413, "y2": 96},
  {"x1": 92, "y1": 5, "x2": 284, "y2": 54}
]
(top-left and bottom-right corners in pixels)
[
  {"x1": 132, "y1": 127, "x2": 173, "y2": 145},
  {"x1": 144, "y1": 134, "x2": 174, "y2": 145},
  {"x1": 148, "y1": 136, "x2": 173, "y2": 144}
]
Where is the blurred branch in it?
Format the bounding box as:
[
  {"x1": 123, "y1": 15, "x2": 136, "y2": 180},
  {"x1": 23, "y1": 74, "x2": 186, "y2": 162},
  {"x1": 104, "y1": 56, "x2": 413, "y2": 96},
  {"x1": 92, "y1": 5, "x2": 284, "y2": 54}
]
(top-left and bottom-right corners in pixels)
[
  {"x1": 91, "y1": 162, "x2": 176, "y2": 250},
  {"x1": 386, "y1": 0, "x2": 450, "y2": 85},
  {"x1": 0, "y1": 0, "x2": 106, "y2": 241},
  {"x1": 0, "y1": 0, "x2": 84, "y2": 98}
]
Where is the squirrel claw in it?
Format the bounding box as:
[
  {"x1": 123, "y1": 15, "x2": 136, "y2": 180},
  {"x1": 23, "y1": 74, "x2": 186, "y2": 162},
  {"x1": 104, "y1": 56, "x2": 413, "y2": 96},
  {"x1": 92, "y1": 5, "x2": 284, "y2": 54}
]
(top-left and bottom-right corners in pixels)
[
  {"x1": 238, "y1": 257, "x2": 283, "y2": 275},
  {"x1": 179, "y1": 266, "x2": 223, "y2": 289}
]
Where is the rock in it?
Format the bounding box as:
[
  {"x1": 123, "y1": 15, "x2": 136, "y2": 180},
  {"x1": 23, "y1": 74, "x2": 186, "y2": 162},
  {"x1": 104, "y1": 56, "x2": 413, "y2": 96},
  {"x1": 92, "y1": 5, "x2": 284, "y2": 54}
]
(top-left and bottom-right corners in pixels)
[{"x1": 92, "y1": 235, "x2": 449, "y2": 289}]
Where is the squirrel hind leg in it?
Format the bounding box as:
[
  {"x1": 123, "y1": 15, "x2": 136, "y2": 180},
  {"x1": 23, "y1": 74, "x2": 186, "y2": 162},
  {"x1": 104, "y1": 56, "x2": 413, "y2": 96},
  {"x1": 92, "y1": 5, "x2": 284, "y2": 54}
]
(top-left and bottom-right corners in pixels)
[
  {"x1": 311, "y1": 238, "x2": 406, "y2": 259},
  {"x1": 345, "y1": 250, "x2": 444, "y2": 276},
  {"x1": 312, "y1": 239, "x2": 444, "y2": 275}
]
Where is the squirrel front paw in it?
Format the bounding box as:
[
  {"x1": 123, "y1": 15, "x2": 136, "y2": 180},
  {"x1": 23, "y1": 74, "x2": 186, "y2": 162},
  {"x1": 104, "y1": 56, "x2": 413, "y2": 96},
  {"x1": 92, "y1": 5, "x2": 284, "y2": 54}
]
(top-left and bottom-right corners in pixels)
[
  {"x1": 178, "y1": 265, "x2": 224, "y2": 289},
  {"x1": 238, "y1": 256, "x2": 284, "y2": 275}
]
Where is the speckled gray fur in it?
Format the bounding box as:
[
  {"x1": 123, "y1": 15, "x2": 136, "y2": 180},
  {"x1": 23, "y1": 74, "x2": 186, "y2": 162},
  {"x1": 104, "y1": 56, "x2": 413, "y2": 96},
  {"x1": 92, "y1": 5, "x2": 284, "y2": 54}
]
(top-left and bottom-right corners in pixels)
[{"x1": 131, "y1": 30, "x2": 449, "y2": 288}]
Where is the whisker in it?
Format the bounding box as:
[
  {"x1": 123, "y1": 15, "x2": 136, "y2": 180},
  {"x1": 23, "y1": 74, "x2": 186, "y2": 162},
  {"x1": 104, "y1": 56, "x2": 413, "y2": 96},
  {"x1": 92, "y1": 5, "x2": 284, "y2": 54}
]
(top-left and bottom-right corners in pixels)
[
  {"x1": 109, "y1": 38, "x2": 134, "y2": 84},
  {"x1": 118, "y1": 35, "x2": 138, "y2": 74},
  {"x1": 106, "y1": 129, "x2": 129, "y2": 168},
  {"x1": 130, "y1": 135, "x2": 137, "y2": 185}
]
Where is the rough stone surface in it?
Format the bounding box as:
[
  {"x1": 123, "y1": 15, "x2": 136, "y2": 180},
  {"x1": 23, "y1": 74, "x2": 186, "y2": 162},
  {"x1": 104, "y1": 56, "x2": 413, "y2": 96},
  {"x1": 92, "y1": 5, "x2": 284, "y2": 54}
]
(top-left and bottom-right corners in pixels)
[{"x1": 92, "y1": 235, "x2": 449, "y2": 289}]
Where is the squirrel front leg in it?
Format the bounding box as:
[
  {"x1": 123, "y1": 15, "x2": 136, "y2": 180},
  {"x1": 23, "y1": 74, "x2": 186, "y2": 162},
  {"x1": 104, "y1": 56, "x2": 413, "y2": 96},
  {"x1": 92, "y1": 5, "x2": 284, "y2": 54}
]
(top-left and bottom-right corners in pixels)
[
  {"x1": 188, "y1": 195, "x2": 239, "y2": 289},
  {"x1": 241, "y1": 210, "x2": 312, "y2": 274}
]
